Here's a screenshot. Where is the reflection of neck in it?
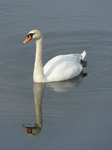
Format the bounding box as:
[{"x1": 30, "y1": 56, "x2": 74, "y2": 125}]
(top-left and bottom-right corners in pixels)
[
  {"x1": 33, "y1": 38, "x2": 46, "y2": 82},
  {"x1": 33, "y1": 83, "x2": 45, "y2": 127}
]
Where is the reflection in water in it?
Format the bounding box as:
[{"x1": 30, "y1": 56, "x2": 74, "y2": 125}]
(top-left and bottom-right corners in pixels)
[
  {"x1": 48, "y1": 71, "x2": 87, "y2": 92},
  {"x1": 23, "y1": 72, "x2": 87, "y2": 136},
  {"x1": 23, "y1": 83, "x2": 46, "y2": 136}
]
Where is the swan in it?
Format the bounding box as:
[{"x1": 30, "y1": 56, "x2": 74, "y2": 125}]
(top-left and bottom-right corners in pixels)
[{"x1": 23, "y1": 30, "x2": 87, "y2": 83}]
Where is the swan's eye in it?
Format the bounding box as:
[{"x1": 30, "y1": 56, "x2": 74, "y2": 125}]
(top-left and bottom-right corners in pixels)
[
  {"x1": 27, "y1": 33, "x2": 35, "y2": 39},
  {"x1": 27, "y1": 35, "x2": 29, "y2": 38}
]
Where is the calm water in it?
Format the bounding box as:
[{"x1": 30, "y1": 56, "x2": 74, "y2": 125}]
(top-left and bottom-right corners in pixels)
[{"x1": 0, "y1": 0, "x2": 112, "y2": 150}]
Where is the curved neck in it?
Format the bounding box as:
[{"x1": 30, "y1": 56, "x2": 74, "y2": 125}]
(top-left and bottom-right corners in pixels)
[{"x1": 33, "y1": 38, "x2": 46, "y2": 82}]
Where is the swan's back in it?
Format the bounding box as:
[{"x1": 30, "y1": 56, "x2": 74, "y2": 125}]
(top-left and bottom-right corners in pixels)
[{"x1": 44, "y1": 54, "x2": 83, "y2": 82}]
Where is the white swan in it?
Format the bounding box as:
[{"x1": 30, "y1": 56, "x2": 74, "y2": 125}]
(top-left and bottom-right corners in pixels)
[{"x1": 23, "y1": 30, "x2": 87, "y2": 83}]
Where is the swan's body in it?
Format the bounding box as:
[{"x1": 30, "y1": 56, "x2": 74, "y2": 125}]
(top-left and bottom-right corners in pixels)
[{"x1": 23, "y1": 30, "x2": 87, "y2": 83}]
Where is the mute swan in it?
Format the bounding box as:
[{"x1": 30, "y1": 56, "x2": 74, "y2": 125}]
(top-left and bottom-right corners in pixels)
[{"x1": 23, "y1": 30, "x2": 87, "y2": 83}]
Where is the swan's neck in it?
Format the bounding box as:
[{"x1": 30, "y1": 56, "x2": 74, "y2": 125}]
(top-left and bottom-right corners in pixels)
[
  {"x1": 33, "y1": 38, "x2": 46, "y2": 82},
  {"x1": 33, "y1": 83, "x2": 45, "y2": 127}
]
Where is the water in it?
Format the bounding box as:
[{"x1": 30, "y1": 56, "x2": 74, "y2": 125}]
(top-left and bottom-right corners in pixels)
[{"x1": 0, "y1": 0, "x2": 112, "y2": 149}]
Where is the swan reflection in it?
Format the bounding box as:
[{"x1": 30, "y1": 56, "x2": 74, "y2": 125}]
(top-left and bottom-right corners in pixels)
[
  {"x1": 48, "y1": 71, "x2": 87, "y2": 92},
  {"x1": 23, "y1": 71, "x2": 87, "y2": 136},
  {"x1": 23, "y1": 83, "x2": 46, "y2": 136}
]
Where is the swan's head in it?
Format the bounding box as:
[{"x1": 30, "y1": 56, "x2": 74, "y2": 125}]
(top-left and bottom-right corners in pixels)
[{"x1": 23, "y1": 30, "x2": 42, "y2": 44}]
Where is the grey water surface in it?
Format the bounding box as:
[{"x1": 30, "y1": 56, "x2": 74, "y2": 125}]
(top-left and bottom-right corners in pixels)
[{"x1": 0, "y1": 0, "x2": 112, "y2": 150}]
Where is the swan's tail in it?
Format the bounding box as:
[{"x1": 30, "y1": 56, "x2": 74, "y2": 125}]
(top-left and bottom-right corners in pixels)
[
  {"x1": 80, "y1": 51, "x2": 87, "y2": 67},
  {"x1": 73, "y1": 50, "x2": 87, "y2": 67},
  {"x1": 81, "y1": 51, "x2": 86, "y2": 60}
]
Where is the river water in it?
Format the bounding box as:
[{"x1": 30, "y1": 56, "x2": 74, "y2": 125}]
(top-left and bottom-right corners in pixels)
[{"x1": 0, "y1": 0, "x2": 112, "y2": 150}]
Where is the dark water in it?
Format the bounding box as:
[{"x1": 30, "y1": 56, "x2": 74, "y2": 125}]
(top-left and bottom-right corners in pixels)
[{"x1": 0, "y1": 0, "x2": 112, "y2": 150}]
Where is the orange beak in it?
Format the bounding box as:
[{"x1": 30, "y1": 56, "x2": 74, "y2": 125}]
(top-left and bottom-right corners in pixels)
[
  {"x1": 23, "y1": 34, "x2": 32, "y2": 44},
  {"x1": 22, "y1": 125, "x2": 32, "y2": 134}
]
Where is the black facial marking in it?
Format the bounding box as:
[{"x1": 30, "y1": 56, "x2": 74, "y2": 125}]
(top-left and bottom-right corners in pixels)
[{"x1": 27, "y1": 33, "x2": 35, "y2": 38}]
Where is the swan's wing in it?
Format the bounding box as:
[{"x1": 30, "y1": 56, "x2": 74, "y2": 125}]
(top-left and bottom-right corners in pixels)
[{"x1": 44, "y1": 54, "x2": 82, "y2": 82}]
